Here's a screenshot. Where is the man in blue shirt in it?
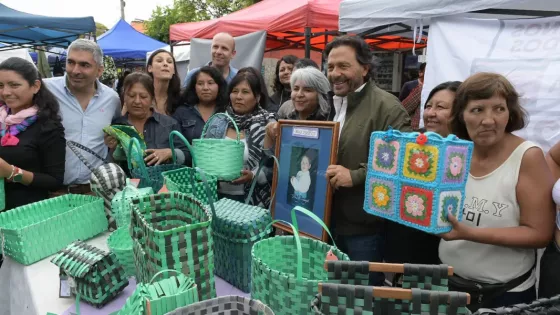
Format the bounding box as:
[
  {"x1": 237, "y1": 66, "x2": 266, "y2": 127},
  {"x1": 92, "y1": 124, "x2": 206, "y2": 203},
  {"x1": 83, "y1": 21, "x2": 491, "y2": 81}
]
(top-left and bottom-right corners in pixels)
[
  {"x1": 44, "y1": 39, "x2": 121, "y2": 194},
  {"x1": 182, "y1": 32, "x2": 238, "y2": 88}
]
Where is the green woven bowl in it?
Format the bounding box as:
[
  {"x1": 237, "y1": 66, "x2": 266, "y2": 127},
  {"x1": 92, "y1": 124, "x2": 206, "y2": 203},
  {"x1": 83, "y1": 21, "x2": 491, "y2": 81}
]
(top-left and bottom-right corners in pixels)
[{"x1": 107, "y1": 227, "x2": 135, "y2": 278}]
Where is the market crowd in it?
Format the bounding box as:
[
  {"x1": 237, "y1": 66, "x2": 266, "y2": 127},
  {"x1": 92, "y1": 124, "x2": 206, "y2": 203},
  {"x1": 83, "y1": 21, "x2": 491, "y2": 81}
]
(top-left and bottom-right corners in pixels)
[{"x1": 0, "y1": 33, "x2": 558, "y2": 311}]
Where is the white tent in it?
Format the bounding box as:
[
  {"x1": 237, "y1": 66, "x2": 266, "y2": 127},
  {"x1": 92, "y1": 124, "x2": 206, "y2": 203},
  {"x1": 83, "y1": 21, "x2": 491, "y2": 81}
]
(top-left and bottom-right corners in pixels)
[{"x1": 339, "y1": 0, "x2": 560, "y2": 36}]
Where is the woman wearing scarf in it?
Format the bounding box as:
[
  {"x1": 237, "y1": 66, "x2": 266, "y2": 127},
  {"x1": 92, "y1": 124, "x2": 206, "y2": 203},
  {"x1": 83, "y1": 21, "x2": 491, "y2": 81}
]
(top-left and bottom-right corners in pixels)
[
  {"x1": 205, "y1": 71, "x2": 276, "y2": 207},
  {"x1": 0, "y1": 57, "x2": 65, "y2": 210}
]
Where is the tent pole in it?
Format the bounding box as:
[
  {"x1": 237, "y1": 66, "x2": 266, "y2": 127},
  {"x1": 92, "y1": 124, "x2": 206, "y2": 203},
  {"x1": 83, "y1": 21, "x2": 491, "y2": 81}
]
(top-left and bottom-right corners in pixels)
[{"x1": 304, "y1": 27, "x2": 311, "y2": 59}]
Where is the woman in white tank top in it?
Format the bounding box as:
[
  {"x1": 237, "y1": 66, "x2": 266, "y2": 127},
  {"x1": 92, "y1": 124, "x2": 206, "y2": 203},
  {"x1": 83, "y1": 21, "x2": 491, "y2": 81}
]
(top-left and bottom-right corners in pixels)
[{"x1": 438, "y1": 73, "x2": 555, "y2": 310}]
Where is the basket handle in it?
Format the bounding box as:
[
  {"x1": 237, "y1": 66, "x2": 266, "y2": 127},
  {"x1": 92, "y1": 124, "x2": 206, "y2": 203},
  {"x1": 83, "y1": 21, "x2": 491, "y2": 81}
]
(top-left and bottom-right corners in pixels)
[
  {"x1": 201, "y1": 113, "x2": 240, "y2": 142},
  {"x1": 194, "y1": 167, "x2": 217, "y2": 219},
  {"x1": 148, "y1": 269, "x2": 180, "y2": 284},
  {"x1": 266, "y1": 219, "x2": 303, "y2": 280},
  {"x1": 246, "y1": 155, "x2": 280, "y2": 211},
  {"x1": 127, "y1": 137, "x2": 149, "y2": 179},
  {"x1": 169, "y1": 130, "x2": 197, "y2": 166},
  {"x1": 67, "y1": 140, "x2": 108, "y2": 180},
  {"x1": 290, "y1": 206, "x2": 338, "y2": 249}
]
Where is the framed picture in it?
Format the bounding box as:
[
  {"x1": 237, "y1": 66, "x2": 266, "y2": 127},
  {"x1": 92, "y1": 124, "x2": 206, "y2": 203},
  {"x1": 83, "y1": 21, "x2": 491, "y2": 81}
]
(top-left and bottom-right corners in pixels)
[{"x1": 271, "y1": 120, "x2": 340, "y2": 241}]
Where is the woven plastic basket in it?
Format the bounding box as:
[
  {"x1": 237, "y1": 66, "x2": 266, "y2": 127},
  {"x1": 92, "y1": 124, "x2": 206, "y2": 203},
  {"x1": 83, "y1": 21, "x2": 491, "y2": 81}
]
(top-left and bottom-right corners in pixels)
[
  {"x1": 107, "y1": 227, "x2": 135, "y2": 278},
  {"x1": 311, "y1": 284, "x2": 471, "y2": 315},
  {"x1": 51, "y1": 241, "x2": 129, "y2": 308},
  {"x1": 128, "y1": 138, "x2": 183, "y2": 192},
  {"x1": 166, "y1": 295, "x2": 275, "y2": 315},
  {"x1": 192, "y1": 113, "x2": 245, "y2": 181},
  {"x1": 162, "y1": 131, "x2": 218, "y2": 205},
  {"x1": 130, "y1": 192, "x2": 216, "y2": 301},
  {"x1": 251, "y1": 207, "x2": 350, "y2": 315},
  {"x1": 103, "y1": 125, "x2": 147, "y2": 163},
  {"x1": 0, "y1": 179, "x2": 5, "y2": 211},
  {"x1": 111, "y1": 182, "x2": 154, "y2": 228},
  {"x1": 0, "y1": 194, "x2": 107, "y2": 265}
]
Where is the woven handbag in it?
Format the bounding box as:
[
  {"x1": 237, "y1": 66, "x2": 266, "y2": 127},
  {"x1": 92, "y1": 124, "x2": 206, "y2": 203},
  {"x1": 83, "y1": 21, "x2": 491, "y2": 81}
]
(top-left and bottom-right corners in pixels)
[
  {"x1": 325, "y1": 261, "x2": 452, "y2": 291},
  {"x1": 103, "y1": 125, "x2": 147, "y2": 162},
  {"x1": 117, "y1": 269, "x2": 199, "y2": 315},
  {"x1": 166, "y1": 295, "x2": 274, "y2": 315},
  {"x1": 107, "y1": 227, "x2": 135, "y2": 278},
  {"x1": 364, "y1": 129, "x2": 474, "y2": 234},
  {"x1": 162, "y1": 131, "x2": 218, "y2": 205},
  {"x1": 0, "y1": 194, "x2": 107, "y2": 265},
  {"x1": 191, "y1": 112, "x2": 245, "y2": 181},
  {"x1": 473, "y1": 294, "x2": 560, "y2": 315},
  {"x1": 67, "y1": 141, "x2": 127, "y2": 231},
  {"x1": 251, "y1": 206, "x2": 350, "y2": 315},
  {"x1": 130, "y1": 192, "x2": 216, "y2": 300},
  {"x1": 128, "y1": 137, "x2": 183, "y2": 192},
  {"x1": 111, "y1": 180, "x2": 154, "y2": 228},
  {"x1": 51, "y1": 240, "x2": 129, "y2": 308},
  {"x1": 311, "y1": 284, "x2": 471, "y2": 315}
]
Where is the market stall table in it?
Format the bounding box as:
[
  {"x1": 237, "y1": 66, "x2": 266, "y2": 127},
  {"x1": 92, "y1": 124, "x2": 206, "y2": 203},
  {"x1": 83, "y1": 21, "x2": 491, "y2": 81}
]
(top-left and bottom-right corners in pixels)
[{"x1": 0, "y1": 233, "x2": 249, "y2": 315}]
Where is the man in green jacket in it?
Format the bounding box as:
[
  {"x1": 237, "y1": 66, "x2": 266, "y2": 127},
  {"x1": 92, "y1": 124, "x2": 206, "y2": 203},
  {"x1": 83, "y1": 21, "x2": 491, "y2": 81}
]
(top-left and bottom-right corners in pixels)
[{"x1": 325, "y1": 36, "x2": 412, "y2": 285}]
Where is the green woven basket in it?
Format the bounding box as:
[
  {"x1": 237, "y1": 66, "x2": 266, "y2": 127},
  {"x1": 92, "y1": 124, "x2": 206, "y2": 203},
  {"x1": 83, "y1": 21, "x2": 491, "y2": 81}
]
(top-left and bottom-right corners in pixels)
[
  {"x1": 130, "y1": 192, "x2": 216, "y2": 301},
  {"x1": 163, "y1": 131, "x2": 218, "y2": 205},
  {"x1": 251, "y1": 207, "x2": 350, "y2": 315},
  {"x1": 51, "y1": 240, "x2": 129, "y2": 308},
  {"x1": 0, "y1": 194, "x2": 107, "y2": 265},
  {"x1": 107, "y1": 227, "x2": 135, "y2": 278},
  {"x1": 192, "y1": 113, "x2": 245, "y2": 181},
  {"x1": 103, "y1": 125, "x2": 147, "y2": 162},
  {"x1": 0, "y1": 179, "x2": 5, "y2": 211},
  {"x1": 111, "y1": 182, "x2": 154, "y2": 228},
  {"x1": 166, "y1": 295, "x2": 275, "y2": 315},
  {"x1": 128, "y1": 138, "x2": 183, "y2": 192},
  {"x1": 117, "y1": 269, "x2": 199, "y2": 315}
]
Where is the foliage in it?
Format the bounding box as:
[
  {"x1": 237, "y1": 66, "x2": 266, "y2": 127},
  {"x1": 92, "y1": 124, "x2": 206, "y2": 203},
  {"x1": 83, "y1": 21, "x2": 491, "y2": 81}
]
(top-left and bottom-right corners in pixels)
[{"x1": 95, "y1": 22, "x2": 109, "y2": 37}]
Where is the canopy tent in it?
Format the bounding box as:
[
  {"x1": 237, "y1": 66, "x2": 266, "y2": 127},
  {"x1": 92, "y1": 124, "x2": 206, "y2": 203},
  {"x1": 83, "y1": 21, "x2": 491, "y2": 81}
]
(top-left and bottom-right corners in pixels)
[
  {"x1": 0, "y1": 3, "x2": 95, "y2": 49},
  {"x1": 170, "y1": 0, "x2": 421, "y2": 57},
  {"x1": 339, "y1": 0, "x2": 560, "y2": 38},
  {"x1": 98, "y1": 19, "x2": 166, "y2": 60}
]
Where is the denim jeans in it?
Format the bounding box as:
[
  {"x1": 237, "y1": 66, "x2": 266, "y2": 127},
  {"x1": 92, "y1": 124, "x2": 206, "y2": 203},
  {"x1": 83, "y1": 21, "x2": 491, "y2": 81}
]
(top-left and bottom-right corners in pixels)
[{"x1": 335, "y1": 233, "x2": 386, "y2": 286}]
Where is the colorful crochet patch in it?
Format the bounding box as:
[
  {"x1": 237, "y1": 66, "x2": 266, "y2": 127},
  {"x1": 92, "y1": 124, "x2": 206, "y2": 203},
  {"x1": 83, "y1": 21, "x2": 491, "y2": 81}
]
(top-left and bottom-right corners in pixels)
[
  {"x1": 437, "y1": 191, "x2": 462, "y2": 227},
  {"x1": 372, "y1": 139, "x2": 400, "y2": 175},
  {"x1": 403, "y1": 143, "x2": 439, "y2": 182},
  {"x1": 442, "y1": 146, "x2": 468, "y2": 184},
  {"x1": 368, "y1": 178, "x2": 396, "y2": 214},
  {"x1": 400, "y1": 186, "x2": 433, "y2": 227}
]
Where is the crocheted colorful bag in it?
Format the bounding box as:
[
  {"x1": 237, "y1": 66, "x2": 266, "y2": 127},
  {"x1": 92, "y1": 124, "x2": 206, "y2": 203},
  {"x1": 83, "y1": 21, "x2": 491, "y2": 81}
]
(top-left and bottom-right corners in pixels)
[{"x1": 364, "y1": 129, "x2": 473, "y2": 234}]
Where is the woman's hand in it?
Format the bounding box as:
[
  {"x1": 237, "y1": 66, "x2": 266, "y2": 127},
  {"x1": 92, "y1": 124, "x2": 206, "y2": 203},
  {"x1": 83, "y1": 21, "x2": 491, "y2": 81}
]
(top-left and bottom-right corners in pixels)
[
  {"x1": 104, "y1": 133, "x2": 118, "y2": 149},
  {"x1": 145, "y1": 148, "x2": 173, "y2": 166},
  {"x1": 232, "y1": 169, "x2": 254, "y2": 184},
  {"x1": 440, "y1": 213, "x2": 473, "y2": 241},
  {"x1": 265, "y1": 122, "x2": 279, "y2": 140}
]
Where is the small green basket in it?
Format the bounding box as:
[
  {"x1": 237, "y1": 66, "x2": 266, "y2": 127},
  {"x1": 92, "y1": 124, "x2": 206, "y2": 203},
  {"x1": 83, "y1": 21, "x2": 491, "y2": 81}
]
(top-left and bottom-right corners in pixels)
[
  {"x1": 107, "y1": 227, "x2": 135, "y2": 278},
  {"x1": 163, "y1": 131, "x2": 218, "y2": 205},
  {"x1": 192, "y1": 113, "x2": 245, "y2": 181},
  {"x1": 130, "y1": 192, "x2": 216, "y2": 301},
  {"x1": 0, "y1": 194, "x2": 107, "y2": 265},
  {"x1": 111, "y1": 182, "x2": 154, "y2": 228},
  {"x1": 251, "y1": 207, "x2": 350, "y2": 315}
]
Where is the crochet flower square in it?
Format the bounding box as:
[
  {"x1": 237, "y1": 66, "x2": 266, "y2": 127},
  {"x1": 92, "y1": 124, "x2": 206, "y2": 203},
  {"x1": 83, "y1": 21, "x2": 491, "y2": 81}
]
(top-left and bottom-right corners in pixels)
[
  {"x1": 437, "y1": 191, "x2": 462, "y2": 227},
  {"x1": 400, "y1": 186, "x2": 433, "y2": 226},
  {"x1": 403, "y1": 143, "x2": 439, "y2": 182},
  {"x1": 442, "y1": 146, "x2": 468, "y2": 184},
  {"x1": 367, "y1": 177, "x2": 395, "y2": 214},
  {"x1": 372, "y1": 139, "x2": 400, "y2": 175}
]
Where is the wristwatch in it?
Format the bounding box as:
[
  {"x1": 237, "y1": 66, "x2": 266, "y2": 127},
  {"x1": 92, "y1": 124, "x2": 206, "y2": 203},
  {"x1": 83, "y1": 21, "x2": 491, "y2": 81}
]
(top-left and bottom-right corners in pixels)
[{"x1": 8, "y1": 166, "x2": 23, "y2": 183}]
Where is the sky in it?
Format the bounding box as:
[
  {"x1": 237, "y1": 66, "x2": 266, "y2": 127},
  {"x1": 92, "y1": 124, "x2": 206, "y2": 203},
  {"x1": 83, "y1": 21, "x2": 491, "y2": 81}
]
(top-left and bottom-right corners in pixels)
[{"x1": 1, "y1": 0, "x2": 174, "y2": 28}]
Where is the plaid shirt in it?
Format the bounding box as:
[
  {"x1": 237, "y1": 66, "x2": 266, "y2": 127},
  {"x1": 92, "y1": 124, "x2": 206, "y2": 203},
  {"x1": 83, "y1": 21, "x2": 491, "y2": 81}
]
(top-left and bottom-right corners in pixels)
[{"x1": 401, "y1": 84, "x2": 422, "y2": 130}]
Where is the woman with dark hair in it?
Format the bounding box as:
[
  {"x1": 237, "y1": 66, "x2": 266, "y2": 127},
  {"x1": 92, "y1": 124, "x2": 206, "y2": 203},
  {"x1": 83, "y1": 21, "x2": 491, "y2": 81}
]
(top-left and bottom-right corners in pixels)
[
  {"x1": 146, "y1": 49, "x2": 181, "y2": 115},
  {"x1": 0, "y1": 57, "x2": 65, "y2": 210},
  {"x1": 422, "y1": 81, "x2": 462, "y2": 136},
  {"x1": 439, "y1": 72, "x2": 554, "y2": 309},
  {"x1": 271, "y1": 55, "x2": 297, "y2": 109},
  {"x1": 105, "y1": 73, "x2": 187, "y2": 168},
  {"x1": 173, "y1": 66, "x2": 228, "y2": 165},
  {"x1": 205, "y1": 71, "x2": 276, "y2": 206},
  {"x1": 237, "y1": 67, "x2": 273, "y2": 112}
]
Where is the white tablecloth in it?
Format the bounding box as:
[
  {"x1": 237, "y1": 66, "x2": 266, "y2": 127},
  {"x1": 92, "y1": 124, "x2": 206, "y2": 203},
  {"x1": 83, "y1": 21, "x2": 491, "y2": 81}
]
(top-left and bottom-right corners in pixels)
[{"x1": 0, "y1": 233, "x2": 111, "y2": 315}]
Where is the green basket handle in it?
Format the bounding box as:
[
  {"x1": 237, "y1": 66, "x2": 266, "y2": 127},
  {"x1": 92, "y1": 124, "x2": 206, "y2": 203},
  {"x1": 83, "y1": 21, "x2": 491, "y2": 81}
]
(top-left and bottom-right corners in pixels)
[
  {"x1": 246, "y1": 154, "x2": 280, "y2": 212},
  {"x1": 193, "y1": 167, "x2": 217, "y2": 219},
  {"x1": 290, "y1": 206, "x2": 338, "y2": 249},
  {"x1": 148, "y1": 269, "x2": 180, "y2": 284},
  {"x1": 169, "y1": 130, "x2": 197, "y2": 166},
  {"x1": 266, "y1": 219, "x2": 303, "y2": 280},
  {"x1": 127, "y1": 137, "x2": 149, "y2": 179},
  {"x1": 119, "y1": 181, "x2": 140, "y2": 224},
  {"x1": 201, "y1": 112, "x2": 241, "y2": 142}
]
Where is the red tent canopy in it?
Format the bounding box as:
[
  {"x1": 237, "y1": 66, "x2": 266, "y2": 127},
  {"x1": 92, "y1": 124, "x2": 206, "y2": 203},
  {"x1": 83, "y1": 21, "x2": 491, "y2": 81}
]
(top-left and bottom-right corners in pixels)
[{"x1": 170, "y1": 0, "x2": 425, "y2": 51}]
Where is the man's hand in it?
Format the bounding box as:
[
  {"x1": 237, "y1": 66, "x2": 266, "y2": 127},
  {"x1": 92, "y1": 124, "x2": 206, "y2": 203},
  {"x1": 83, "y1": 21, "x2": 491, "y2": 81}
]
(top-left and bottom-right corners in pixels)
[{"x1": 326, "y1": 165, "x2": 353, "y2": 189}]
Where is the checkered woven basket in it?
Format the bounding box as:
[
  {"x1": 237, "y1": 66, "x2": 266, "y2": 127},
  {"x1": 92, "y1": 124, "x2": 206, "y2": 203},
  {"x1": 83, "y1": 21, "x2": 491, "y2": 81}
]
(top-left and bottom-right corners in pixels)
[
  {"x1": 166, "y1": 295, "x2": 274, "y2": 315},
  {"x1": 311, "y1": 284, "x2": 471, "y2": 315},
  {"x1": 251, "y1": 207, "x2": 349, "y2": 315},
  {"x1": 51, "y1": 241, "x2": 129, "y2": 308},
  {"x1": 130, "y1": 192, "x2": 216, "y2": 301},
  {"x1": 364, "y1": 128, "x2": 473, "y2": 234}
]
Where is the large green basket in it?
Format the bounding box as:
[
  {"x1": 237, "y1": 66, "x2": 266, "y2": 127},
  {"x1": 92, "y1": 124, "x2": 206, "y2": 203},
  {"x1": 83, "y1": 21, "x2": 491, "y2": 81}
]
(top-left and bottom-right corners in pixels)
[
  {"x1": 251, "y1": 207, "x2": 350, "y2": 315},
  {"x1": 163, "y1": 131, "x2": 218, "y2": 205},
  {"x1": 130, "y1": 192, "x2": 216, "y2": 301},
  {"x1": 107, "y1": 227, "x2": 135, "y2": 278},
  {"x1": 192, "y1": 113, "x2": 245, "y2": 181},
  {"x1": 0, "y1": 194, "x2": 107, "y2": 265}
]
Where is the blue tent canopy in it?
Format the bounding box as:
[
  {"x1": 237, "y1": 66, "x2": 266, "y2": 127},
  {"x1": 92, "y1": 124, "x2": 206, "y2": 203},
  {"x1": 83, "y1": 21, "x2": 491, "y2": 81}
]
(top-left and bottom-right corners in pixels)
[
  {"x1": 0, "y1": 3, "x2": 95, "y2": 48},
  {"x1": 98, "y1": 19, "x2": 166, "y2": 60}
]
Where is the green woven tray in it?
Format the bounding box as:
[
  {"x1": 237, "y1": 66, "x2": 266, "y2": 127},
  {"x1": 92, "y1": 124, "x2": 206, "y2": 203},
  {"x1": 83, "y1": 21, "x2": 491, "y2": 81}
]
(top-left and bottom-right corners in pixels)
[
  {"x1": 107, "y1": 227, "x2": 135, "y2": 278},
  {"x1": 51, "y1": 241, "x2": 129, "y2": 308},
  {"x1": 0, "y1": 194, "x2": 107, "y2": 265},
  {"x1": 111, "y1": 183, "x2": 154, "y2": 228},
  {"x1": 251, "y1": 207, "x2": 350, "y2": 315},
  {"x1": 166, "y1": 295, "x2": 274, "y2": 315},
  {"x1": 130, "y1": 192, "x2": 216, "y2": 301}
]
